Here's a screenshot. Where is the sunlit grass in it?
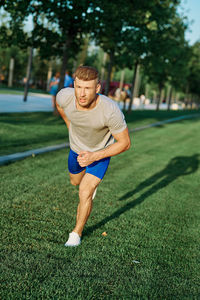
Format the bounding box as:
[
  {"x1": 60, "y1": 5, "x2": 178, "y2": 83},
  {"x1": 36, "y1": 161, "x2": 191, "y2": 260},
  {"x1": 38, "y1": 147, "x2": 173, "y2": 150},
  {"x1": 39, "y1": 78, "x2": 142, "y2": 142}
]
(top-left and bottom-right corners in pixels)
[
  {"x1": 1, "y1": 116, "x2": 199, "y2": 299},
  {"x1": 0, "y1": 110, "x2": 199, "y2": 155}
]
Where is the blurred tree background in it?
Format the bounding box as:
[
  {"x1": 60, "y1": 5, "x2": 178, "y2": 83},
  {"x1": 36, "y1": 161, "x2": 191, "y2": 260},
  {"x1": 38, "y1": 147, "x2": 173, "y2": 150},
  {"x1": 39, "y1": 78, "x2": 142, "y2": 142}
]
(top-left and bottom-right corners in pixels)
[{"x1": 0, "y1": 0, "x2": 199, "y2": 110}]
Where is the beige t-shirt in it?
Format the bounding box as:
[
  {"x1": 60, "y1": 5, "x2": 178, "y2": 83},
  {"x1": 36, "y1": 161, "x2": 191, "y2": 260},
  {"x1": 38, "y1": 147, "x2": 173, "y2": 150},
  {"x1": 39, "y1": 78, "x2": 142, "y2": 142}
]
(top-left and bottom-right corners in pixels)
[{"x1": 56, "y1": 88, "x2": 127, "y2": 153}]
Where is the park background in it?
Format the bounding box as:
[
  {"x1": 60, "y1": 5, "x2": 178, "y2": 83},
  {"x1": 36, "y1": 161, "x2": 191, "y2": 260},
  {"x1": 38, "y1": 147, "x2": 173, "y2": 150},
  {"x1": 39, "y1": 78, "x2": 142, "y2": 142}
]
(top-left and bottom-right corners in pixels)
[{"x1": 0, "y1": 0, "x2": 200, "y2": 299}]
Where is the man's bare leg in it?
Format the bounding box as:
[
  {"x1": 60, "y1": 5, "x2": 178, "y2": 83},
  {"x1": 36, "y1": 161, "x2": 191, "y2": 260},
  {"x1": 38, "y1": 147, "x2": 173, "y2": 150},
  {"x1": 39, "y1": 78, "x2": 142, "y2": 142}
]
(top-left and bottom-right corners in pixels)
[
  {"x1": 52, "y1": 95, "x2": 56, "y2": 108},
  {"x1": 73, "y1": 173, "x2": 101, "y2": 237},
  {"x1": 69, "y1": 170, "x2": 86, "y2": 186},
  {"x1": 65, "y1": 171, "x2": 100, "y2": 246}
]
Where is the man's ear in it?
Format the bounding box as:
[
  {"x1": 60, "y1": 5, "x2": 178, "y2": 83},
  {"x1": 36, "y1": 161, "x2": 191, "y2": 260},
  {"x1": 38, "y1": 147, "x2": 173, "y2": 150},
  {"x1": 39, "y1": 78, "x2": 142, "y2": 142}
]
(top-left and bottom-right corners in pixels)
[{"x1": 96, "y1": 83, "x2": 101, "y2": 93}]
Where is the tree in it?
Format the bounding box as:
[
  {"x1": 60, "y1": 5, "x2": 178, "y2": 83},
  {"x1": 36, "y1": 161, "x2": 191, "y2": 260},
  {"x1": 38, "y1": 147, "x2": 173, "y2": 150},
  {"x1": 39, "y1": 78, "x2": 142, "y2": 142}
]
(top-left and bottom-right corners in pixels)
[
  {"x1": 92, "y1": 0, "x2": 132, "y2": 95},
  {"x1": 0, "y1": 46, "x2": 27, "y2": 85},
  {"x1": 186, "y1": 42, "x2": 200, "y2": 105},
  {"x1": 143, "y1": 12, "x2": 188, "y2": 110},
  {"x1": 32, "y1": 0, "x2": 94, "y2": 90},
  {"x1": 167, "y1": 43, "x2": 190, "y2": 110},
  {"x1": 1, "y1": 1, "x2": 95, "y2": 95},
  {"x1": 98, "y1": 0, "x2": 185, "y2": 111}
]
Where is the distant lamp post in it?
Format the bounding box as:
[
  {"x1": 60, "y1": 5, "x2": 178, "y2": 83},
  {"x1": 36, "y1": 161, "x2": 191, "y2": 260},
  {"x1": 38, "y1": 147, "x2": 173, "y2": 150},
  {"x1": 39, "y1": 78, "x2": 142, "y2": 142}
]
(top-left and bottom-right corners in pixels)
[
  {"x1": 23, "y1": 47, "x2": 33, "y2": 102},
  {"x1": 8, "y1": 57, "x2": 15, "y2": 87},
  {"x1": 23, "y1": 7, "x2": 38, "y2": 102}
]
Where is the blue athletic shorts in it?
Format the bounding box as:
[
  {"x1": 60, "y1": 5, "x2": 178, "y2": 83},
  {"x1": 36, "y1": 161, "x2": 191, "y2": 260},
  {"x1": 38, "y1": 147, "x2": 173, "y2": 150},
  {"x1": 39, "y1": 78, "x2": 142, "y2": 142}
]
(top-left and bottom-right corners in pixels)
[{"x1": 68, "y1": 149, "x2": 111, "y2": 180}]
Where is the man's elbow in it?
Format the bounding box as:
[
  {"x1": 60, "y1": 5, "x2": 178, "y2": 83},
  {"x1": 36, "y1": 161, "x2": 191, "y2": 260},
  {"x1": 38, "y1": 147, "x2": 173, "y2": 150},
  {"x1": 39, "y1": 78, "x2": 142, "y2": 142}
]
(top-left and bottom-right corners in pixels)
[
  {"x1": 126, "y1": 141, "x2": 131, "y2": 151},
  {"x1": 55, "y1": 100, "x2": 59, "y2": 109},
  {"x1": 124, "y1": 139, "x2": 131, "y2": 151}
]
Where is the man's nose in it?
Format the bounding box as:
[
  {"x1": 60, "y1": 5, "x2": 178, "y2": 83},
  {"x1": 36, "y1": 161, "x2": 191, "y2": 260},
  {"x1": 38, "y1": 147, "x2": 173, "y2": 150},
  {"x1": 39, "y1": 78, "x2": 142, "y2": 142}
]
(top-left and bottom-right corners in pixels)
[{"x1": 80, "y1": 88, "x2": 85, "y2": 96}]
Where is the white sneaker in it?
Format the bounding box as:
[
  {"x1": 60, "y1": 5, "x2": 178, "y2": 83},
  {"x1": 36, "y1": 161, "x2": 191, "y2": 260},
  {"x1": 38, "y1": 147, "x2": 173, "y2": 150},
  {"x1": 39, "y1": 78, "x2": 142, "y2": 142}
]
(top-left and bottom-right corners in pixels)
[
  {"x1": 92, "y1": 187, "x2": 97, "y2": 200},
  {"x1": 64, "y1": 232, "x2": 81, "y2": 247}
]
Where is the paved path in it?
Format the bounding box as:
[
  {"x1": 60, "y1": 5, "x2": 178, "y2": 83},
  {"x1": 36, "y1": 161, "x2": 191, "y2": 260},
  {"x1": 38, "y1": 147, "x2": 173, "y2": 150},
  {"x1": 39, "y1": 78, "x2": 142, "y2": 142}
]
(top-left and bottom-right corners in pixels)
[
  {"x1": 1, "y1": 113, "x2": 200, "y2": 166},
  {"x1": 0, "y1": 92, "x2": 176, "y2": 113},
  {"x1": 0, "y1": 93, "x2": 53, "y2": 113}
]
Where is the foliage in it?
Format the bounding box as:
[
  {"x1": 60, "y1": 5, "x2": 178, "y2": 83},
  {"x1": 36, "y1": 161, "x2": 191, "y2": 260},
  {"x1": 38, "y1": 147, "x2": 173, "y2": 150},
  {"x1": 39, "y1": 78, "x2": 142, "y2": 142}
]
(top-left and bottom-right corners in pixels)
[
  {"x1": 1, "y1": 0, "x2": 199, "y2": 102},
  {"x1": 0, "y1": 46, "x2": 27, "y2": 83},
  {"x1": 1, "y1": 1, "x2": 94, "y2": 88},
  {"x1": 0, "y1": 1, "x2": 30, "y2": 49},
  {"x1": 142, "y1": 13, "x2": 189, "y2": 109},
  {"x1": 187, "y1": 42, "x2": 200, "y2": 97}
]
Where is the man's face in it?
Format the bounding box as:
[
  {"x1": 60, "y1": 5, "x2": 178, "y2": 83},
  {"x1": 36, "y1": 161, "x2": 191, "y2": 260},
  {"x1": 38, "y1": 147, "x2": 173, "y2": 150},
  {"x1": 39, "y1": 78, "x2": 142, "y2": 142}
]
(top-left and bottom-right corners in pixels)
[{"x1": 74, "y1": 77, "x2": 100, "y2": 108}]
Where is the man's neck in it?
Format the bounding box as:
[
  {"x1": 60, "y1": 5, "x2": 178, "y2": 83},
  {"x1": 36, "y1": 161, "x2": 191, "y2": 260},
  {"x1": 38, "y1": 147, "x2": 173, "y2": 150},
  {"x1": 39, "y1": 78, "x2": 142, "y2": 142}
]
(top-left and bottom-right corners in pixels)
[{"x1": 76, "y1": 94, "x2": 99, "y2": 111}]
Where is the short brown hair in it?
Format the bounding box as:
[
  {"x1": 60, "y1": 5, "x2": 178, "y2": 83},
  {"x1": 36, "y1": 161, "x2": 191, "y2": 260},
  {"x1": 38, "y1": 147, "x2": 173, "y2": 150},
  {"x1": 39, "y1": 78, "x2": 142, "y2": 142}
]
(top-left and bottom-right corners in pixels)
[{"x1": 74, "y1": 66, "x2": 99, "y2": 82}]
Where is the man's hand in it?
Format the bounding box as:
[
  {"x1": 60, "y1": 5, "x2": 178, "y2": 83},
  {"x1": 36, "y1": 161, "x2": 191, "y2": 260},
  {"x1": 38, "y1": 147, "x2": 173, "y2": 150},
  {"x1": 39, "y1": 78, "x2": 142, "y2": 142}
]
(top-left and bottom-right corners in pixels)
[{"x1": 77, "y1": 151, "x2": 96, "y2": 167}]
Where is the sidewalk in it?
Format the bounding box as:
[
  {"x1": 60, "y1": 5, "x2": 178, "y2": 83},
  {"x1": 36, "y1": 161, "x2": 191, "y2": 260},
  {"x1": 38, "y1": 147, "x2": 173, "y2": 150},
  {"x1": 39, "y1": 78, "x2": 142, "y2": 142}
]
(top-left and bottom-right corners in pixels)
[
  {"x1": 0, "y1": 93, "x2": 53, "y2": 113},
  {"x1": 0, "y1": 91, "x2": 183, "y2": 113},
  {"x1": 0, "y1": 91, "x2": 174, "y2": 113}
]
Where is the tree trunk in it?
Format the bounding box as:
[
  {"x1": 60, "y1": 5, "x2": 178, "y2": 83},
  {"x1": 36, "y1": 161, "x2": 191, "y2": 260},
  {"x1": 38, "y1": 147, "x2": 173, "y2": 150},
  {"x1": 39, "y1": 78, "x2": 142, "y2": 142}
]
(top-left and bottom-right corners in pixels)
[
  {"x1": 184, "y1": 83, "x2": 189, "y2": 109},
  {"x1": 166, "y1": 85, "x2": 171, "y2": 104},
  {"x1": 104, "y1": 52, "x2": 114, "y2": 96},
  {"x1": 145, "y1": 84, "x2": 149, "y2": 99},
  {"x1": 119, "y1": 69, "x2": 125, "y2": 93},
  {"x1": 135, "y1": 65, "x2": 141, "y2": 98},
  {"x1": 58, "y1": 37, "x2": 72, "y2": 92},
  {"x1": 153, "y1": 91, "x2": 157, "y2": 103},
  {"x1": 156, "y1": 83, "x2": 163, "y2": 111},
  {"x1": 120, "y1": 69, "x2": 125, "y2": 107},
  {"x1": 46, "y1": 64, "x2": 52, "y2": 92},
  {"x1": 78, "y1": 36, "x2": 89, "y2": 65},
  {"x1": 175, "y1": 92, "x2": 179, "y2": 103},
  {"x1": 167, "y1": 86, "x2": 173, "y2": 110},
  {"x1": 100, "y1": 52, "x2": 108, "y2": 82},
  {"x1": 190, "y1": 95, "x2": 193, "y2": 109},
  {"x1": 23, "y1": 47, "x2": 33, "y2": 102},
  {"x1": 128, "y1": 61, "x2": 139, "y2": 113},
  {"x1": 8, "y1": 57, "x2": 14, "y2": 87}
]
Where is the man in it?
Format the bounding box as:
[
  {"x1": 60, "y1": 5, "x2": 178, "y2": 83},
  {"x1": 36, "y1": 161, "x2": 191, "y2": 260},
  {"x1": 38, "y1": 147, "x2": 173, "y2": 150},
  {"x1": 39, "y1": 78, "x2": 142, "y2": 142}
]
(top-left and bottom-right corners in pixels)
[
  {"x1": 56, "y1": 66, "x2": 131, "y2": 247},
  {"x1": 49, "y1": 72, "x2": 60, "y2": 108},
  {"x1": 64, "y1": 71, "x2": 74, "y2": 88}
]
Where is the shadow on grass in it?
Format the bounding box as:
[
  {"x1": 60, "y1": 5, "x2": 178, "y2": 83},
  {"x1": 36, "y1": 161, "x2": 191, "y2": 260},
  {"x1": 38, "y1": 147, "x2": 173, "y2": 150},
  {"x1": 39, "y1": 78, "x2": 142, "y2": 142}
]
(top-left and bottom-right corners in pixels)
[{"x1": 84, "y1": 154, "x2": 199, "y2": 237}]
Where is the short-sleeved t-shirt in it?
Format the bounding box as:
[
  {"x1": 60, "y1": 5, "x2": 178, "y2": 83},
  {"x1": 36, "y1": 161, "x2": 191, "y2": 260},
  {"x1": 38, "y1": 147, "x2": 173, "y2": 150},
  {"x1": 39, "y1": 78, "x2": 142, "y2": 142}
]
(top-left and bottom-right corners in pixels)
[
  {"x1": 56, "y1": 88, "x2": 127, "y2": 153},
  {"x1": 50, "y1": 77, "x2": 59, "y2": 96}
]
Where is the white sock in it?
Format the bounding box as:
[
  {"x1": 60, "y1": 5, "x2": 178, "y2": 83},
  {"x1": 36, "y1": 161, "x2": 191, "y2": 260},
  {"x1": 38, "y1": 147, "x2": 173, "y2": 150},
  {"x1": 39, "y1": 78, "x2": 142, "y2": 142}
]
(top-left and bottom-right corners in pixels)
[
  {"x1": 92, "y1": 187, "x2": 97, "y2": 200},
  {"x1": 65, "y1": 232, "x2": 81, "y2": 247}
]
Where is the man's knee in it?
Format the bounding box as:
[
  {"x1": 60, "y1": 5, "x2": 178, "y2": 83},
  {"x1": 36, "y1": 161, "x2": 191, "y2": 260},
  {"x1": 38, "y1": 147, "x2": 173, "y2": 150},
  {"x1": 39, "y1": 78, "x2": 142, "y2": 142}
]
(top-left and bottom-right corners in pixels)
[
  {"x1": 69, "y1": 170, "x2": 85, "y2": 186},
  {"x1": 79, "y1": 182, "x2": 97, "y2": 200},
  {"x1": 70, "y1": 178, "x2": 79, "y2": 186}
]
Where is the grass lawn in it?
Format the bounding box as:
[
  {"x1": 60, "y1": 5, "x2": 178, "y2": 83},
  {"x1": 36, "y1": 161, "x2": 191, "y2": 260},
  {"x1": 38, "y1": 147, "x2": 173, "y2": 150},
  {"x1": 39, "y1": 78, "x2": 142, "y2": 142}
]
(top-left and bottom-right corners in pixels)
[
  {"x1": 0, "y1": 110, "x2": 199, "y2": 156},
  {"x1": 0, "y1": 85, "x2": 48, "y2": 95},
  {"x1": 0, "y1": 89, "x2": 24, "y2": 95},
  {"x1": 1, "y1": 112, "x2": 200, "y2": 299},
  {"x1": 0, "y1": 112, "x2": 69, "y2": 155}
]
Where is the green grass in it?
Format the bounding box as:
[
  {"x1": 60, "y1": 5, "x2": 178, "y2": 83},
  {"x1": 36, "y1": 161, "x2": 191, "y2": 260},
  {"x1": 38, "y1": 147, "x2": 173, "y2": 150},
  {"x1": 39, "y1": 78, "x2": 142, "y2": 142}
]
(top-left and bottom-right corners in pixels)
[
  {"x1": 1, "y1": 114, "x2": 200, "y2": 299},
  {"x1": 0, "y1": 89, "x2": 24, "y2": 95},
  {"x1": 0, "y1": 112, "x2": 69, "y2": 155},
  {"x1": 0, "y1": 85, "x2": 48, "y2": 95},
  {"x1": 0, "y1": 110, "x2": 199, "y2": 156}
]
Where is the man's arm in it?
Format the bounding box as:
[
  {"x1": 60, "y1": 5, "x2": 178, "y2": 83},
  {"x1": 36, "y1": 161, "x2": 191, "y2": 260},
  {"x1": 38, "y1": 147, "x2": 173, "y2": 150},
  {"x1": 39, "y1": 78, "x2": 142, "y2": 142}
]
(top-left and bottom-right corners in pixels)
[
  {"x1": 77, "y1": 128, "x2": 131, "y2": 167},
  {"x1": 56, "y1": 101, "x2": 70, "y2": 129}
]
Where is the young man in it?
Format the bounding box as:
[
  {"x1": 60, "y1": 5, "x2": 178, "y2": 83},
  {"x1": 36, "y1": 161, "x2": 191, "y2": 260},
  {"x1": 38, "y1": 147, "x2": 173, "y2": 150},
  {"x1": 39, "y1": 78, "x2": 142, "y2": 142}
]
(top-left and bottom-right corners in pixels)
[
  {"x1": 56, "y1": 66, "x2": 131, "y2": 247},
  {"x1": 49, "y1": 72, "x2": 60, "y2": 108}
]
